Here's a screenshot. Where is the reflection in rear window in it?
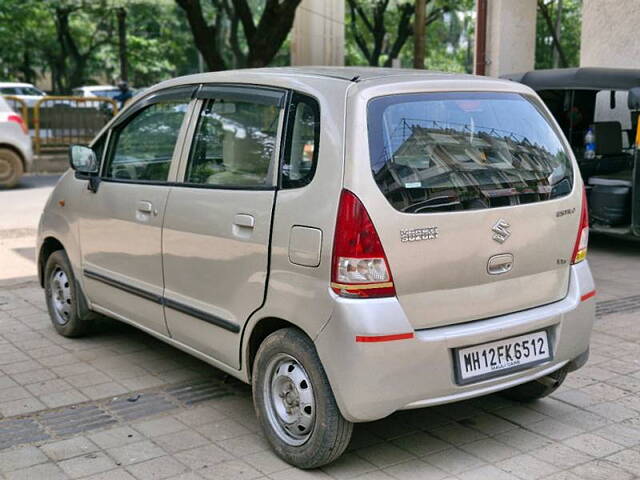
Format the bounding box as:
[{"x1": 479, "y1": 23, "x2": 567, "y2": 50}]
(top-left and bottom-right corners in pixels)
[{"x1": 368, "y1": 92, "x2": 573, "y2": 213}]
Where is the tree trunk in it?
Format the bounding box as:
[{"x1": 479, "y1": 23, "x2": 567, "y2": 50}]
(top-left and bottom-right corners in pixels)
[
  {"x1": 552, "y1": 0, "x2": 563, "y2": 68},
  {"x1": 538, "y1": 0, "x2": 567, "y2": 67},
  {"x1": 117, "y1": 7, "x2": 128, "y2": 82},
  {"x1": 413, "y1": 0, "x2": 426, "y2": 68},
  {"x1": 176, "y1": 0, "x2": 227, "y2": 71}
]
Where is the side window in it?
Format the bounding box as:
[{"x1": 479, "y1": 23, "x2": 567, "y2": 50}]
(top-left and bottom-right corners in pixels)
[
  {"x1": 185, "y1": 98, "x2": 281, "y2": 187},
  {"x1": 104, "y1": 101, "x2": 188, "y2": 182},
  {"x1": 282, "y1": 94, "x2": 320, "y2": 188}
]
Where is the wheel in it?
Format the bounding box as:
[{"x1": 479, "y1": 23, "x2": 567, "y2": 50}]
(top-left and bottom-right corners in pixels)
[
  {"x1": 44, "y1": 250, "x2": 90, "y2": 337},
  {"x1": 252, "y1": 328, "x2": 353, "y2": 469},
  {"x1": 500, "y1": 366, "x2": 568, "y2": 402},
  {"x1": 0, "y1": 148, "x2": 23, "y2": 188}
]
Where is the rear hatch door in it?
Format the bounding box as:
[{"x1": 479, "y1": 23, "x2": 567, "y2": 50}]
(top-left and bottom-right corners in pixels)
[{"x1": 358, "y1": 90, "x2": 582, "y2": 330}]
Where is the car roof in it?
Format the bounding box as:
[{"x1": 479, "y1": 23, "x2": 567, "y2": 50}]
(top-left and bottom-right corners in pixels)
[
  {"x1": 502, "y1": 67, "x2": 640, "y2": 91},
  {"x1": 148, "y1": 67, "x2": 528, "y2": 98}
]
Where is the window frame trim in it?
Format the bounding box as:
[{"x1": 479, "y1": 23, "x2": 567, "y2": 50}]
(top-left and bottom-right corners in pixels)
[
  {"x1": 100, "y1": 86, "x2": 197, "y2": 184},
  {"x1": 174, "y1": 84, "x2": 291, "y2": 191},
  {"x1": 279, "y1": 92, "x2": 321, "y2": 190}
]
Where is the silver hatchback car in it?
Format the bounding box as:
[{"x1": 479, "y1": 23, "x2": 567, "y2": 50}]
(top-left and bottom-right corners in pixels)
[{"x1": 38, "y1": 67, "x2": 596, "y2": 468}]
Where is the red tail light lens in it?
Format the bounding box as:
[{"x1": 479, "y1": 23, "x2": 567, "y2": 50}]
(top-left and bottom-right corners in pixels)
[
  {"x1": 331, "y1": 190, "x2": 396, "y2": 298},
  {"x1": 7, "y1": 114, "x2": 27, "y2": 134},
  {"x1": 571, "y1": 188, "x2": 589, "y2": 264}
]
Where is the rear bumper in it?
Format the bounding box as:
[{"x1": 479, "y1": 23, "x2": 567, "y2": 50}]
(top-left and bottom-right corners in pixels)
[{"x1": 315, "y1": 261, "x2": 596, "y2": 422}]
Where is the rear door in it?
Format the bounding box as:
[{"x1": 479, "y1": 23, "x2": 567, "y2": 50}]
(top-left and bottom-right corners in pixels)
[
  {"x1": 357, "y1": 91, "x2": 582, "y2": 329},
  {"x1": 161, "y1": 85, "x2": 286, "y2": 368}
]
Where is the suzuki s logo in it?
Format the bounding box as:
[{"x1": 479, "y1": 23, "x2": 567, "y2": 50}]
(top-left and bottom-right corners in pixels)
[{"x1": 492, "y1": 219, "x2": 511, "y2": 244}]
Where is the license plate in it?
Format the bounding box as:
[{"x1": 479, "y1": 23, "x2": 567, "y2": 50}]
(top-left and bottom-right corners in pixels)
[{"x1": 455, "y1": 331, "x2": 551, "y2": 384}]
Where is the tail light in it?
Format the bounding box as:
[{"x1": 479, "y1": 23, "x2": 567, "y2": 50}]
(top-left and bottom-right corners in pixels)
[
  {"x1": 7, "y1": 114, "x2": 27, "y2": 134},
  {"x1": 571, "y1": 188, "x2": 589, "y2": 264},
  {"x1": 331, "y1": 190, "x2": 396, "y2": 298}
]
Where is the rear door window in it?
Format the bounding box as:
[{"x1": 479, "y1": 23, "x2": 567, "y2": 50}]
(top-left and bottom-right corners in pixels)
[
  {"x1": 368, "y1": 92, "x2": 573, "y2": 213},
  {"x1": 185, "y1": 97, "x2": 282, "y2": 188}
]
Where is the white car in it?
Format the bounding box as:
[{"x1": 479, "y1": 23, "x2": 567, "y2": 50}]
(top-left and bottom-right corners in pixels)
[
  {"x1": 0, "y1": 82, "x2": 46, "y2": 108},
  {"x1": 72, "y1": 85, "x2": 120, "y2": 99},
  {"x1": 0, "y1": 95, "x2": 33, "y2": 187}
]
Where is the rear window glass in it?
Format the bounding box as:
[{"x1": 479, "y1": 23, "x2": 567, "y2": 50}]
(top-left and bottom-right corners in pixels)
[{"x1": 368, "y1": 92, "x2": 573, "y2": 213}]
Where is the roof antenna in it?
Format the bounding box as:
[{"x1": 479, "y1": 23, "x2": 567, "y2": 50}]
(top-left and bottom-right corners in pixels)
[{"x1": 350, "y1": 75, "x2": 361, "y2": 82}]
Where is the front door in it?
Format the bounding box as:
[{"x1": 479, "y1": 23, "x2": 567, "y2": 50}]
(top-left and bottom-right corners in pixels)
[
  {"x1": 79, "y1": 90, "x2": 194, "y2": 334},
  {"x1": 162, "y1": 86, "x2": 286, "y2": 368}
]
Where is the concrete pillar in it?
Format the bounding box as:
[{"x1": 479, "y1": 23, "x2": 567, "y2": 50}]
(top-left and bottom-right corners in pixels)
[
  {"x1": 479, "y1": 0, "x2": 537, "y2": 76},
  {"x1": 291, "y1": 0, "x2": 345, "y2": 66},
  {"x1": 580, "y1": 0, "x2": 640, "y2": 68}
]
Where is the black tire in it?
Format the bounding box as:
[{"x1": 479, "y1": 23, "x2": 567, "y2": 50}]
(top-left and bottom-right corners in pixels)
[
  {"x1": 500, "y1": 366, "x2": 568, "y2": 402},
  {"x1": 44, "y1": 250, "x2": 90, "y2": 337},
  {"x1": 0, "y1": 148, "x2": 24, "y2": 188},
  {"x1": 252, "y1": 328, "x2": 353, "y2": 469}
]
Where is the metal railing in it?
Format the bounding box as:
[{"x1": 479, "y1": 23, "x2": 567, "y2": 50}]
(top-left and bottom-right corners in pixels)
[
  {"x1": 33, "y1": 96, "x2": 118, "y2": 154},
  {"x1": 3, "y1": 95, "x2": 29, "y2": 126}
]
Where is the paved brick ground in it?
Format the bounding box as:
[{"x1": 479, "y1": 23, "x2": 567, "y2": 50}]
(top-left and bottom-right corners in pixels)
[{"x1": 1, "y1": 282, "x2": 640, "y2": 480}]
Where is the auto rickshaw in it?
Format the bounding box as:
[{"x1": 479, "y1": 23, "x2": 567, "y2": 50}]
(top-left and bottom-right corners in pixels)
[{"x1": 503, "y1": 67, "x2": 640, "y2": 240}]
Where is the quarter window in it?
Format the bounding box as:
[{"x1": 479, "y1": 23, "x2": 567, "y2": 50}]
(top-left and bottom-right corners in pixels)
[
  {"x1": 185, "y1": 98, "x2": 281, "y2": 187},
  {"x1": 282, "y1": 94, "x2": 320, "y2": 188},
  {"x1": 104, "y1": 101, "x2": 188, "y2": 182}
]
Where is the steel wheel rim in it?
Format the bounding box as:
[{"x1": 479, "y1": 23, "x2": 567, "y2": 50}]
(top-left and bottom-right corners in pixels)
[
  {"x1": 49, "y1": 267, "x2": 72, "y2": 325},
  {"x1": 263, "y1": 353, "x2": 315, "y2": 446}
]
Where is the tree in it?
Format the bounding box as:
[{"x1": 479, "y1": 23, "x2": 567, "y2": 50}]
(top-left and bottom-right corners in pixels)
[
  {"x1": 45, "y1": 0, "x2": 114, "y2": 92},
  {"x1": 346, "y1": 0, "x2": 448, "y2": 67},
  {"x1": 535, "y1": 0, "x2": 581, "y2": 69},
  {"x1": 175, "y1": 0, "x2": 302, "y2": 71}
]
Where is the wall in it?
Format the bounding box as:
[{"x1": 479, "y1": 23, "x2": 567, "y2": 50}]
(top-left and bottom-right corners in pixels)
[
  {"x1": 581, "y1": 0, "x2": 640, "y2": 68},
  {"x1": 481, "y1": 0, "x2": 537, "y2": 76},
  {"x1": 291, "y1": 0, "x2": 345, "y2": 66}
]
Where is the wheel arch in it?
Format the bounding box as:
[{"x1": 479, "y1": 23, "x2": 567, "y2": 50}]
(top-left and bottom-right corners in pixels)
[
  {"x1": 244, "y1": 316, "x2": 308, "y2": 380},
  {"x1": 38, "y1": 236, "x2": 66, "y2": 287},
  {"x1": 0, "y1": 143, "x2": 26, "y2": 170}
]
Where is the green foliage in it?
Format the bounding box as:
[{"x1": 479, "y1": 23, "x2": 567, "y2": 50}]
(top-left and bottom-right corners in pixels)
[
  {"x1": 536, "y1": 0, "x2": 582, "y2": 69},
  {"x1": 0, "y1": 0, "x2": 199, "y2": 92},
  {"x1": 345, "y1": 0, "x2": 475, "y2": 72}
]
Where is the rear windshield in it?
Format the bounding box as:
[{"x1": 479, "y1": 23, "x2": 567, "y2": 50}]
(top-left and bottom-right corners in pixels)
[{"x1": 368, "y1": 92, "x2": 573, "y2": 213}]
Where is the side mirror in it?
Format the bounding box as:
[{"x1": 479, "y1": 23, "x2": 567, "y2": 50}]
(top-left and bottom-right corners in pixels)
[
  {"x1": 69, "y1": 145, "x2": 98, "y2": 174},
  {"x1": 628, "y1": 87, "x2": 640, "y2": 111}
]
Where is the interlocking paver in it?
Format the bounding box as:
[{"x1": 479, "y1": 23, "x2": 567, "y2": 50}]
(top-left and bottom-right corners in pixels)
[
  {"x1": 196, "y1": 459, "x2": 263, "y2": 480},
  {"x1": 3, "y1": 462, "x2": 69, "y2": 480},
  {"x1": 154, "y1": 429, "x2": 209, "y2": 454},
  {"x1": 424, "y1": 447, "x2": 485, "y2": 475},
  {"x1": 125, "y1": 455, "x2": 187, "y2": 480},
  {"x1": 570, "y1": 459, "x2": 636, "y2": 480},
  {"x1": 106, "y1": 440, "x2": 165, "y2": 466},
  {"x1": 0, "y1": 258, "x2": 639, "y2": 480},
  {"x1": 562, "y1": 432, "x2": 624, "y2": 457},
  {"x1": 496, "y1": 453, "x2": 558, "y2": 480},
  {"x1": 0, "y1": 445, "x2": 48, "y2": 473},
  {"x1": 58, "y1": 452, "x2": 117, "y2": 479},
  {"x1": 40, "y1": 436, "x2": 99, "y2": 461}
]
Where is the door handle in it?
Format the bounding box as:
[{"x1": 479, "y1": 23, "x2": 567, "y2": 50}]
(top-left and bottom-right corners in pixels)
[
  {"x1": 233, "y1": 214, "x2": 255, "y2": 228},
  {"x1": 137, "y1": 201, "x2": 156, "y2": 215}
]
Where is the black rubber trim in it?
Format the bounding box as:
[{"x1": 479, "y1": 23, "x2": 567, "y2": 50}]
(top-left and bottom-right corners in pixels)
[
  {"x1": 163, "y1": 298, "x2": 240, "y2": 333},
  {"x1": 196, "y1": 84, "x2": 286, "y2": 107},
  {"x1": 84, "y1": 270, "x2": 162, "y2": 304},
  {"x1": 82, "y1": 269, "x2": 239, "y2": 334}
]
